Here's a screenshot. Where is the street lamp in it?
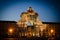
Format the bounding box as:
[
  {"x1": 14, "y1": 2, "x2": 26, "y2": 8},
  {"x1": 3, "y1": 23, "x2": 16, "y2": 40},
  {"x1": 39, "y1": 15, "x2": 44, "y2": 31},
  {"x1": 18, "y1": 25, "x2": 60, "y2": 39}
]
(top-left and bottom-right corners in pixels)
[
  {"x1": 9, "y1": 28, "x2": 13, "y2": 33},
  {"x1": 48, "y1": 29, "x2": 55, "y2": 37},
  {"x1": 8, "y1": 28, "x2": 14, "y2": 35},
  {"x1": 51, "y1": 29, "x2": 54, "y2": 33}
]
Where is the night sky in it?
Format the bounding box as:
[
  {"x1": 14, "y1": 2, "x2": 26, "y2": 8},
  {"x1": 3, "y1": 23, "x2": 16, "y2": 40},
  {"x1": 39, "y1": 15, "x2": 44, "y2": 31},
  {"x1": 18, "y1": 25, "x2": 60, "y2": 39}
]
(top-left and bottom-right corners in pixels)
[{"x1": 0, "y1": 0, "x2": 60, "y2": 23}]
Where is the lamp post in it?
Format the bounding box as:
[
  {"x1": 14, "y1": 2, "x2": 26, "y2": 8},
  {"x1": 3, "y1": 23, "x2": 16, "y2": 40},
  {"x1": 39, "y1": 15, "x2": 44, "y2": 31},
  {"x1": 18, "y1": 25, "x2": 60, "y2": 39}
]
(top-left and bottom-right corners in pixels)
[{"x1": 8, "y1": 28, "x2": 14, "y2": 35}]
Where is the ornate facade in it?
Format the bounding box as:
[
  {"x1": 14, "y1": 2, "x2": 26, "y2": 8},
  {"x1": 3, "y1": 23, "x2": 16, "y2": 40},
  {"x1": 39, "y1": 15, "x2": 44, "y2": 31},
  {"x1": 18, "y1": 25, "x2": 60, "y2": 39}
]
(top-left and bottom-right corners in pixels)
[{"x1": 17, "y1": 7, "x2": 47, "y2": 37}]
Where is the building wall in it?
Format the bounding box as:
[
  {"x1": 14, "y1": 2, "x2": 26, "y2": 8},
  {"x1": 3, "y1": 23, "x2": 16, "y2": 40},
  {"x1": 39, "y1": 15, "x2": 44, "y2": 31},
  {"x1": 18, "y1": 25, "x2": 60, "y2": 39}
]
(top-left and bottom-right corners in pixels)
[{"x1": 0, "y1": 21, "x2": 60, "y2": 37}]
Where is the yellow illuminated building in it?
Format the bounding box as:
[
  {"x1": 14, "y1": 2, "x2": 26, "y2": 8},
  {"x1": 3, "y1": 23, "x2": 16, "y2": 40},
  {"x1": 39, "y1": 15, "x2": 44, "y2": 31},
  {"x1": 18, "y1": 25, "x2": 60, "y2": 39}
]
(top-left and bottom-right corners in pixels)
[{"x1": 16, "y1": 7, "x2": 55, "y2": 37}]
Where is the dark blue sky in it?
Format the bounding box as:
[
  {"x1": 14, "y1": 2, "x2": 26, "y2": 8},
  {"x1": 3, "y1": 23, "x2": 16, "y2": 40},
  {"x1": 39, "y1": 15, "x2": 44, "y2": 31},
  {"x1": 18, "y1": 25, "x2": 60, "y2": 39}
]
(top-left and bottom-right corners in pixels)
[{"x1": 0, "y1": 0, "x2": 60, "y2": 22}]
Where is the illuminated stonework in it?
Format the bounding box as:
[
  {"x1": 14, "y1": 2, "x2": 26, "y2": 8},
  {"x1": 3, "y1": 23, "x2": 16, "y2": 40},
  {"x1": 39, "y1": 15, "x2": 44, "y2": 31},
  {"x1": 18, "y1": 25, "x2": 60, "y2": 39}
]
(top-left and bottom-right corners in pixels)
[
  {"x1": 17, "y1": 7, "x2": 43, "y2": 27},
  {"x1": 17, "y1": 7, "x2": 47, "y2": 37}
]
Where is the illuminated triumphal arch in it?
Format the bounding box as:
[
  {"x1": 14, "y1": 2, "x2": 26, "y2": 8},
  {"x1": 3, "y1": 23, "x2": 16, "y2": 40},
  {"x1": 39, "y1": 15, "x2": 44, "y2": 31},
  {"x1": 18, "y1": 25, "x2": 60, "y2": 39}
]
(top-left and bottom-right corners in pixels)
[{"x1": 17, "y1": 7, "x2": 47, "y2": 37}]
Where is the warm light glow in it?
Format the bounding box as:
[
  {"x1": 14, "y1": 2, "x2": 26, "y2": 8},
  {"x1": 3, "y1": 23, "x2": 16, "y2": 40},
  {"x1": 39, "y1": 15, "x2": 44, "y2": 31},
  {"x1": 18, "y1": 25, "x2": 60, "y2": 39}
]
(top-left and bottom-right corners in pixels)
[
  {"x1": 33, "y1": 33, "x2": 35, "y2": 36},
  {"x1": 9, "y1": 29, "x2": 13, "y2": 32},
  {"x1": 51, "y1": 29, "x2": 54, "y2": 33},
  {"x1": 8, "y1": 28, "x2": 14, "y2": 33}
]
